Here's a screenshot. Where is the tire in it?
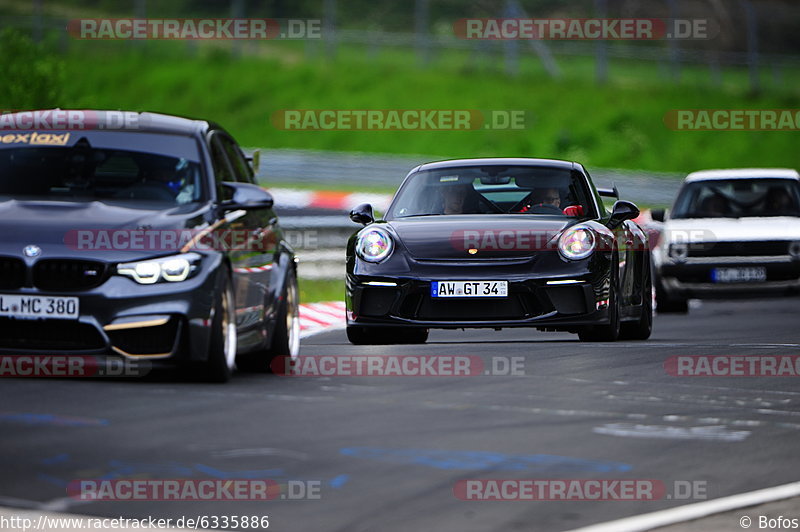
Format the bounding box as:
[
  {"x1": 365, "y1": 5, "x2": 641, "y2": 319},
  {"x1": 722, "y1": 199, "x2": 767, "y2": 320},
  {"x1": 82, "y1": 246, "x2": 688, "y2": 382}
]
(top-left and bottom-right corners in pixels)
[
  {"x1": 655, "y1": 278, "x2": 688, "y2": 314},
  {"x1": 619, "y1": 257, "x2": 653, "y2": 340},
  {"x1": 199, "y1": 271, "x2": 237, "y2": 383},
  {"x1": 346, "y1": 326, "x2": 428, "y2": 345},
  {"x1": 578, "y1": 273, "x2": 621, "y2": 343},
  {"x1": 237, "y1": 269, "x2": 300, "y2": 372}
]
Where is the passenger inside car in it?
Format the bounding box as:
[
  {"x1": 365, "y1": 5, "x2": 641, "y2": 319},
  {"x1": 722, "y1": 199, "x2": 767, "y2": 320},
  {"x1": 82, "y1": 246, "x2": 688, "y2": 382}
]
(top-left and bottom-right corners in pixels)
[
  {"x1": 699, "y1": 193, "x2": 730, "y2": 217},
  {"x1": 437, "y1": 183, "x2": 492, "y2": 214},
  {"x1": 763, "y1": 186, "x2": 799, "y2": 216}
]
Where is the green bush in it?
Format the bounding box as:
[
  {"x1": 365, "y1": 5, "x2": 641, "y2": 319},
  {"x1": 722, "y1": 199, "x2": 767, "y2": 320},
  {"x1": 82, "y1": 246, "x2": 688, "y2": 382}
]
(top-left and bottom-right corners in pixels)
[{"x1": 0, "y1": 29, "x2": 64, "y2": 109}]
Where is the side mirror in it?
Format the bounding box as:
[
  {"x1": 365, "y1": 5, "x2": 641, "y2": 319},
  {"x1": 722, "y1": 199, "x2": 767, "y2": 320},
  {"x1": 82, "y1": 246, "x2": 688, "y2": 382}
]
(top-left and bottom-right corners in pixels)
[
  {"x1": 650, "y1": 208, "x2": 666, "y2": 223},
  {"x1": 608, "y1": 200, "x2": 640, "y2": 229},
  {"x1": 350, "y1": 203, "x2": 375, "y2": 225},
  {"x1": 220, "y1": 181, "x2": 274, "y2": 210}
]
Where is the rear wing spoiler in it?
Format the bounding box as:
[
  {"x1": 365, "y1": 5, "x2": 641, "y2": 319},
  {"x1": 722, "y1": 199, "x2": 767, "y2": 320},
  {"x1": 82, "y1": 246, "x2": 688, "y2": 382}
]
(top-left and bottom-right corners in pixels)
[{"x1": 597, "y1": 183, "x2": 619, "y2": 199}]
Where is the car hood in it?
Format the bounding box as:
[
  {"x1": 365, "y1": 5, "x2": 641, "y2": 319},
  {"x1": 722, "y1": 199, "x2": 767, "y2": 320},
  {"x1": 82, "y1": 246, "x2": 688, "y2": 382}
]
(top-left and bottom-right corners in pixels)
[
  {"x1": 662, "y1": 216, "x2": 800, "y2": 244},
  {"x1": 0, "y1": 198, "x2": 211, "y2": 261},
  {"x1": 387, "y1": 215, "x2": 577, "y2": 259}
]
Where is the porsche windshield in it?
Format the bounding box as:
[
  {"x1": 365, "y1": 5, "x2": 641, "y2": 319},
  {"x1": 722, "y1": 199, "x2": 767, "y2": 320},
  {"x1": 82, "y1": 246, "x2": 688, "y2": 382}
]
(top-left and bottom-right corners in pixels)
[
  {"x1": 671, "y1": 178, "x2": 800, "y2": 219},
  {"x1": 0, "y1": 131, "x2": 204, "y2": 205},
  {"x1": 387, "y1": 166, "x2": 596, "y2": 219}
]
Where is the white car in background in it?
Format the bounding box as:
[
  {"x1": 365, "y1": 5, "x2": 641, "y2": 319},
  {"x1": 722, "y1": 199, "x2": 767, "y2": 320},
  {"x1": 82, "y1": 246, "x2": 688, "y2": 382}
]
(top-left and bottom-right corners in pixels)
[{"x1": 651, "y1": 168, "x2": 800, "y2": 313}]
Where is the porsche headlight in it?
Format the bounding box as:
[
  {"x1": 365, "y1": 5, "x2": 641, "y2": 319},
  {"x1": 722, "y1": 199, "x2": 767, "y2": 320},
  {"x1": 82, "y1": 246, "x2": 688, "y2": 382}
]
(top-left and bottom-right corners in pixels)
[
  {"x1": 558, "y1": 226, "x2": 596, "y2": 260},
  {"x1": 117, "y1": 253, "x2": 201, "y2": 284},
  {"x1": 356, "y1": 227, "x2": 394, "y2": 263}
]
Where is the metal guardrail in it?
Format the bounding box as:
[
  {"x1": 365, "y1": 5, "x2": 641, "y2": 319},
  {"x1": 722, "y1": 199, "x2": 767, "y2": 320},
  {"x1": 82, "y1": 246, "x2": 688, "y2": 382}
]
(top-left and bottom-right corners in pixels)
[
  {"x1": 263, "y1": 148, "x2": 686, "y2": 279},
  {"x1": 252, "y1": 148, "x2": 684, "y2": 205}
]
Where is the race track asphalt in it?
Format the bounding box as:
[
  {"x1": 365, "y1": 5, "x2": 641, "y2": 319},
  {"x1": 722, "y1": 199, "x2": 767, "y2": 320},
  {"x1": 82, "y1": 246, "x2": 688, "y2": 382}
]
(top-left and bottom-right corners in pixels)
[{"x1": 2, "y1": 297, "x2": 799, "y2": 532}]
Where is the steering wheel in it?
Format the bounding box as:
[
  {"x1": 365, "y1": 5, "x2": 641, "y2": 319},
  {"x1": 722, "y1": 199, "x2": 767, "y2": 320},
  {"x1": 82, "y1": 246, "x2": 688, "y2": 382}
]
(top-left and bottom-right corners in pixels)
[{"x1": 511, "y1": 192, "x2": 563, "y2": 214}]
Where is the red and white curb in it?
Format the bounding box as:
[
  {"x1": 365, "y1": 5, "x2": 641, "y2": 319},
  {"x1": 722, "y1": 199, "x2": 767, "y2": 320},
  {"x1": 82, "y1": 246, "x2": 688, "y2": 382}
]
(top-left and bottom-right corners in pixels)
[
  {"x1": 269, "y1": 188, "x2": 392, "y2": 212},
  {"x1": 300, "y1": 301, "x2": 346, "y2": 338},
  {"x1": 233, "y1": 264, "x2": 273, "y2": 274}
]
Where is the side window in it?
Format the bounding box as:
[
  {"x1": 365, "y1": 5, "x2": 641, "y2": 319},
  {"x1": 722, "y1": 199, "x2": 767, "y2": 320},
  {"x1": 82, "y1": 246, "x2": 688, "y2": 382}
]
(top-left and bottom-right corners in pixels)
[
  {"x1": 220, "y1": 136, "x2": 254, "y2": 184},
  {"x1": 579, "y1": 169, "x2": 603, "y2": 217},
  {"x1": 209, "y1": 134, "x2": 234, "y2": 199}
]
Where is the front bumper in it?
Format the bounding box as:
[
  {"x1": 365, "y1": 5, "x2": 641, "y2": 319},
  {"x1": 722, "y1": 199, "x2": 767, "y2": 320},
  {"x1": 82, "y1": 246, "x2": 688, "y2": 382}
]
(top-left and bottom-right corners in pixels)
[
  {"x1": 347, "y1": 274, "x2": 612, "y2": 329},
  {"x1": 658, "y1": 258, "x2": 800, "y2": 299},
  {"x1": 0, "y1": 257, "x2": 223, "y2": 365}
]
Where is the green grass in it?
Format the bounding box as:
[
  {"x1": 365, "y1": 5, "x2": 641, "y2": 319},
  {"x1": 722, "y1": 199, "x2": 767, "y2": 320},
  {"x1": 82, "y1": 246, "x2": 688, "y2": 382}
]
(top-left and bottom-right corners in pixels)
[
  {"x1": 10, "y1": 37, "x2": 800, "y2": 175},
  {"x1": 299, "y1": 278, "x2": 344, "y2": 303}
]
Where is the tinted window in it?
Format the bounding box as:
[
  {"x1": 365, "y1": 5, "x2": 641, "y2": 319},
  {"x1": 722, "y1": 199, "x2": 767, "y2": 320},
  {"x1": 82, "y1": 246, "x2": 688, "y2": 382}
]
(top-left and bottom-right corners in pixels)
[
  {"x1": 387, "y1": 166, "x2": 595, "y2": 219},
  {"x1": 209, "y1": 135, "x2": 234, "y2": 184},
  {"x1": 672, "y1": 178, "x2": 800, "y2": 219},
  {"x1": 0, "y1": 132, "x2": 204, "y2": 205},
  {"x1": 220, "y1": 136, "x2": 253, "y2": 183}
]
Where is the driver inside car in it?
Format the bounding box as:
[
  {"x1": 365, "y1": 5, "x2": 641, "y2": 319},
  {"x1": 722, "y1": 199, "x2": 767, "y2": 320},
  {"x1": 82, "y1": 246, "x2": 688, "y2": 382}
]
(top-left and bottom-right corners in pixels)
[
  {"x1": 116, "y1": 157, "x2": 193, "y2": 203},
  {"x1": 145, "y1": 158, "x2": 184, "y2": 195},
  {"x1": 516, "y1": 187, "x2": 563, "y2": 213},
  {"x1": 763, "y1": 186, "x2": 798, "y2": 216}
]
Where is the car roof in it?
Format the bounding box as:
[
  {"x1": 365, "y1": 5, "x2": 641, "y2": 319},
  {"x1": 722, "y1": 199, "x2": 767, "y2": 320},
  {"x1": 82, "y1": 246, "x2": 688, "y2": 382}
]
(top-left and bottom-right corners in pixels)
[
  {"x1": 416, "y1": 158, "x2": 577, "y2": 172},
  {"x1": 1, "y1": 109, "x2": 216, "y2": 136},
  {"x1": 685, "y1": 168, "x2": 800, "y2": 183}
]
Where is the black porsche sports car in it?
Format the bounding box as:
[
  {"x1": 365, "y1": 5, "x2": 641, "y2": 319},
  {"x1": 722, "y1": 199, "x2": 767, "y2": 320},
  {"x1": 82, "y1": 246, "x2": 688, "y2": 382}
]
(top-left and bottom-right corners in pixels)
[
  {"x1": 345, "y1": 158, "x2": 652, "y2": 344},
  {"x1": 0, "y1": 110, "x2": 299, "y2": 382}
]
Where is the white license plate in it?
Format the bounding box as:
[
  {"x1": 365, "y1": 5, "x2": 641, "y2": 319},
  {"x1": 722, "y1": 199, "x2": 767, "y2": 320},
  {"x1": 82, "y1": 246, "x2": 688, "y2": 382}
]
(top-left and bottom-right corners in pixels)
[
  {"x1": 431, "y1": 281, "x2": 508, "y2": 298},
  {"x1": 711, "y1": 267, "x2": 767, "y2": 283},
  {"x1": 0, "y1": 294, "x2": 79, "y2": 320}
]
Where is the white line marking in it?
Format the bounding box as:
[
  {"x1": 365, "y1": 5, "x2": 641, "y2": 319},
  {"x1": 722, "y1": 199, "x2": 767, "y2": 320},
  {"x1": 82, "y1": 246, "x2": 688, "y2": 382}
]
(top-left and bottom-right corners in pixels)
[
  {"x1": 592, "y1": 423, "x2": 750, "y2": 442},
  {"x1": 213, "y1": 448, "x2": 309, "y2": 460},
  {"x1": 0, "y1": 496, "x2": 40, "y2": 509},
  {"x1": 565, "y1": 480, "x2": 800, "y2": 532}
]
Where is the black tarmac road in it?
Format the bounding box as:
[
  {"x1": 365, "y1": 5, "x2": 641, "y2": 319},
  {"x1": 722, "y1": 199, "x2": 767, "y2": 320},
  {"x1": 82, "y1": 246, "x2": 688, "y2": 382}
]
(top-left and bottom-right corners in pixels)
[{"x1": 2, "y1": 298, "x2": 800, "y2": 532}]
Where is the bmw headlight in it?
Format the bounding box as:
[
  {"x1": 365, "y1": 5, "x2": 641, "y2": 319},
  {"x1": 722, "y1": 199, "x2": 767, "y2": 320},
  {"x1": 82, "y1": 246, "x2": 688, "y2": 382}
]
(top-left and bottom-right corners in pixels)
[
  {"x1": 356, "y1": 227, "x2": 394, "y2": 263},
  {"x1": 558, "y1": 226, "x2": 596, "y2": 260},
  {"x1": 117, "y1": 253, "x2": 201, "y2": 284}
]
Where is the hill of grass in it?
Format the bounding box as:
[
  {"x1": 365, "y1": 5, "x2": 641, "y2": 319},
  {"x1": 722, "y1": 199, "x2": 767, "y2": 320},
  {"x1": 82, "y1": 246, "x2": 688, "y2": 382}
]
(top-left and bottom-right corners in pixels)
[{"x1": 10, "y1": 38, "x2": 800, "y2": 174}]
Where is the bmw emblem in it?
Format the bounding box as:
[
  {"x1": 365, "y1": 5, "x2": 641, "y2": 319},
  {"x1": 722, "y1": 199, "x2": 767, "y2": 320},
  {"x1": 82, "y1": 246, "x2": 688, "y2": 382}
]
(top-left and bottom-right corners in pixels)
[{"x1": 23, "y1": 245, "x2": 41, "y2": 258}]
